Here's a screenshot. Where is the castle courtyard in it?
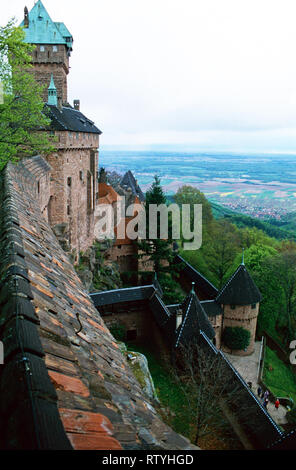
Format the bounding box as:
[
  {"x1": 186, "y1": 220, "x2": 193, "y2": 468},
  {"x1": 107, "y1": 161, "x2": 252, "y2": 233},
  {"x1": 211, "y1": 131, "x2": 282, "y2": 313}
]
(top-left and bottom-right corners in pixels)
[{"x1": 224, "y1": 342, "x2": 287, "y2": 426}]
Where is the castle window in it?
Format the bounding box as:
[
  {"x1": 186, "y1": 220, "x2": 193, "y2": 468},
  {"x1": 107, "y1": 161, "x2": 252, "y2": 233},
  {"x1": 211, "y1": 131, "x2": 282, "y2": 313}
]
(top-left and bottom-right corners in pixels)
[
  {"x1": 40, "y1": 45, "x2": 45, "y2": 52},
  {"x1": 230, "y1": 305, "x2": 236, "y2": 310},
  {"x1": 251, "y1": 304, "x2": 256, "y2": 309},
  {"x1": 37, "y1": 181, "x2": 40, "y2": 194},
  {"x1": 80, "y1": 171, "x2": 84, "y2": 181},
  {"x1": 67, "y1": 205, "x2": 70, "y2": 215},
  {"x1": 53, "y1": 45, "x2": 58, "y2": 52},
  {"x1": 67, "y1": 177, "x2": 72, "y2": 187}
]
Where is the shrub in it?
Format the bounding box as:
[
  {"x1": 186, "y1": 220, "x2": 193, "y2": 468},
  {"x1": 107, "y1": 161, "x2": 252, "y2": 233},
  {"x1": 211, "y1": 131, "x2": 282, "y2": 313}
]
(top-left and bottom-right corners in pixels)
[{"x1": 222, "y1": 326, "x2": 251, "y2": 351}]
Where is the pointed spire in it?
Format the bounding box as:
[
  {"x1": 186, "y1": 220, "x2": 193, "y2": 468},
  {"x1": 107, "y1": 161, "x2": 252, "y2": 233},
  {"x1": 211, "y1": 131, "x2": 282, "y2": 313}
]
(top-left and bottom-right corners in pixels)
[
  {"x1": 47, "y1": 74, "x2": 57, "y2": 106},
  {"x1": 242, "y1": 248, "x2": 245, "y2": 265},
  {"x1": 24, "y1": 7, "x2": 29, "y2": 28}
]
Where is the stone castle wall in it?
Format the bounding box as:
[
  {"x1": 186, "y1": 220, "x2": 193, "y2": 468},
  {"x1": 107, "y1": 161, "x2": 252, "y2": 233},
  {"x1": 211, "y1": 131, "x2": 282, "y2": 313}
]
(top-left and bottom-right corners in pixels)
[
  {"x1": 45, "y1": 133, "x2": 99, "y2": 254},
  {"x1": 222, "y1": 303, "x2": 259, "y2": 356},
  {"x1": 209, "y1": 314, "x2": 223, "y2": 349},
  {"x1": 31, "y1": 44, "x2": 69, "y2": 103}
]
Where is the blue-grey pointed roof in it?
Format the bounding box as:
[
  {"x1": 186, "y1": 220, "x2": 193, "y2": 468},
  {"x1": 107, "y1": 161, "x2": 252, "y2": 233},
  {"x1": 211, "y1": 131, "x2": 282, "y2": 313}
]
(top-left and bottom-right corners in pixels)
[
  {"x1": 47, "y1": 74, "x2": 57, "y2": 106},
  {"x1": 121, "y1": 171, "x2": 145, "y2": 202},
  {"x1": 216, "y1": 263, "x2": 262, "y2": 306},
  {"x1": 20, "y1": 1, "x2": 73, "y2": 51},
  {"x1": 175, "y1": 288, "x2": 215, "y2": 348}
]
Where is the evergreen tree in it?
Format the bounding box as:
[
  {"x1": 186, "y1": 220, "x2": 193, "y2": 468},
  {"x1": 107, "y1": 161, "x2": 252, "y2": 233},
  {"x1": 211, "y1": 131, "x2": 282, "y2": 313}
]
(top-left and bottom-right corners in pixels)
[{"x1": 137, "y1": 175, "x2": 183, "y2": 303}]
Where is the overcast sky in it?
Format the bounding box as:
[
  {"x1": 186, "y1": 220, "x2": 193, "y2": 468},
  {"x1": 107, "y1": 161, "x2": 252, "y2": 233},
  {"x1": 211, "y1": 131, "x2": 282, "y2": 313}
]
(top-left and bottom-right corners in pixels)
[{"x1": 4, "y1": 0, "x2": 296, "y2": 152}]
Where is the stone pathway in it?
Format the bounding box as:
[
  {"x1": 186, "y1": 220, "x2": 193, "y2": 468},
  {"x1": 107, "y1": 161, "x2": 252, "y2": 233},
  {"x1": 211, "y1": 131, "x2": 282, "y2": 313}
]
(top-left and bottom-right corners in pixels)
[{"x1": 224, "y1": 342, "x2": 287, "y2": 426}]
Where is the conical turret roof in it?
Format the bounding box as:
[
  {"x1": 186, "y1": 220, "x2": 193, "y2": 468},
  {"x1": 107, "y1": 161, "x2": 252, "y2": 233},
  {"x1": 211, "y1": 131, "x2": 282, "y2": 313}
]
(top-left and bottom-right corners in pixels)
[
  {"x1": 216, "y1": 263, "x2": 262, "y2": 306},
  {"x1": 175, "y1": 284, "x2": 215, "y2": 347}
]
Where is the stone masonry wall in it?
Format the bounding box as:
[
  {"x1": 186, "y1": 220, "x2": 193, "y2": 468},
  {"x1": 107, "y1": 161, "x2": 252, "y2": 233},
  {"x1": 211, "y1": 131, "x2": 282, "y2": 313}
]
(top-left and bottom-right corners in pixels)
[
  {"x1": 209, "y1": 314, "x2": 223, "y2": 349},
  {"x1": 222, "y1": 303, "x2": 259, "y2": 356},
  {"x1": 31, "y1": 44, "x2": 69, "y2": 103},
  {"x1": 45, "y1": 131, "x2": 99, "y2": 254}
]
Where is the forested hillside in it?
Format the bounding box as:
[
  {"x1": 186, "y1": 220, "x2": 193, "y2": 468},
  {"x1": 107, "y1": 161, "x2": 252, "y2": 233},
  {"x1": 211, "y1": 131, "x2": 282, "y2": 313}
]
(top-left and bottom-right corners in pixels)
[
  {"x1": 172, "y1": 185, "x2": 296, "y2": 351},
  {"x1": 211, "y1": 201, "x2": 296, "y2": 241}
]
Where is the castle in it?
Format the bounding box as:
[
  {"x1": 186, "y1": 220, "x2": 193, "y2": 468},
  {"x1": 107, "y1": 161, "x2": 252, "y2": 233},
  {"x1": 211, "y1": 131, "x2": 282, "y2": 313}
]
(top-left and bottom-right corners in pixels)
[
  {"x1": 19, "y1": 0, "x2": 262, "y2": 357},
  {"x1": 21, "y1": 0, "x2": 101, "y2": 256},
  {"x1": 0, "y1": 0, "x2": 294, "y2": 451}
]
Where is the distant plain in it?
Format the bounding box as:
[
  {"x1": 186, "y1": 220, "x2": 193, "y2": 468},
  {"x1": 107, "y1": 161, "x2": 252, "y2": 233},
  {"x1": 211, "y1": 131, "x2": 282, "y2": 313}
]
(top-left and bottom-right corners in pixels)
[{"x1": 100, "y1": 150, "x2": 296, "y2": 215}]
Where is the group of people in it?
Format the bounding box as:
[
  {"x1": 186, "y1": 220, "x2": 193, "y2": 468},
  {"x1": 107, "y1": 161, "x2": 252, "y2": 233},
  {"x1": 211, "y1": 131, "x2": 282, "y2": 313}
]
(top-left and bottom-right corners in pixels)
[{"x1": 257, "y1": 386, "x2": 280, "y2": 410}]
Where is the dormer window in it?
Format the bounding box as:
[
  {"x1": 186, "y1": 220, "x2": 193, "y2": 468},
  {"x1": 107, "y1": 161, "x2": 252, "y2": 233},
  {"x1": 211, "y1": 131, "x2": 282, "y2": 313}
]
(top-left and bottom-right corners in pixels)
[
  {"x1": 53, "y1": 45, "x2": 58, "y2": 52},
  {"x1": 40, "y1": 46, "x2": 45, "y2": 52}
]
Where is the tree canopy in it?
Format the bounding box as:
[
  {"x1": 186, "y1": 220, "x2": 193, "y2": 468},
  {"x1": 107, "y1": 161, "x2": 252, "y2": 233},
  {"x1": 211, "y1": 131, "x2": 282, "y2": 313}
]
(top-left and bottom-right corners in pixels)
[{"x1": 0, "y1": 19, "x2": 54, "y2": 169}]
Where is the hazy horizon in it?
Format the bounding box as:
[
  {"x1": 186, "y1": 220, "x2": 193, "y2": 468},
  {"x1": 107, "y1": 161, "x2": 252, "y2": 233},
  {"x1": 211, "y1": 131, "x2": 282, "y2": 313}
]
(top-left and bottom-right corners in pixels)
[{"x1": 4, "y1": 1, "x2": 296, "y2": 153}]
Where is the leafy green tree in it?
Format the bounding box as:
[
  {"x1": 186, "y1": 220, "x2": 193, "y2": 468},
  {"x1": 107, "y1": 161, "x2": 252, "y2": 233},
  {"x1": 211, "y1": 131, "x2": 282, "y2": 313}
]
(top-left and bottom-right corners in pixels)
[
  {"x1": 174, "y1": 185, "x2": 213, "y2": 227},
  {"x1": 203, "y1": 219, "x2": 241, "y2": 288},
  {"x1": 0, "y1": 19, "x2": 54, "y2": 168},
  {"x1": 239, "y1": 226, "x2": 278, "y2": 249},
  {"x1": 233, "y1": 244, "x2": 278, "y2": 273},
  {"x1": 266, "y1": 248, "x2": 296, "y2": 343}
]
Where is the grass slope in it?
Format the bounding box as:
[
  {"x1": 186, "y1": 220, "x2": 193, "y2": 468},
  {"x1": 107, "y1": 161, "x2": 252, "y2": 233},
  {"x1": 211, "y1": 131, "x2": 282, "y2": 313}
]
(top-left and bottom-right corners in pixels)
[{"x1": 263, "y1": 346, "x2": 296, "y2": 404}]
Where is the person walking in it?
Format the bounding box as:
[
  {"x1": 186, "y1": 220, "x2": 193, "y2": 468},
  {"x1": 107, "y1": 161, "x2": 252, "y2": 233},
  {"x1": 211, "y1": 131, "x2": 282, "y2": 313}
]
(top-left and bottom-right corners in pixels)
[
  {"x1": 275, "y1": 398, "x2": 280, "y2": 409},
  {"x1": 257, "y1": 386, "x2": 262, "y2": 397},
  {"x1": 263, "y1": 398, "x2": 269, "y2": 409},
  {"x1": 263, "y1": 390, "x2": 269, "y2": 401}
]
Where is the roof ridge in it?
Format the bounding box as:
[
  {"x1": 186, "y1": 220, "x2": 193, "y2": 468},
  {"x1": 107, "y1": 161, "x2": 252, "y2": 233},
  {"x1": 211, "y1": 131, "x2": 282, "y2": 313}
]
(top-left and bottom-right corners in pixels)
[{"x1": 216, "y1": 263, "x2": 242, "y2": 300}]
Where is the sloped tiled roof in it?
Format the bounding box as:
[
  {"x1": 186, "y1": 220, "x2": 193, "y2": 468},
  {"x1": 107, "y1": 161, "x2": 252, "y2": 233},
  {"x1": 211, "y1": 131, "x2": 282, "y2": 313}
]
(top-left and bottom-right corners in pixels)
[
  {"x1": 175, "y1": 289, "x2": 215, "y2": 348},
  {"x1": 200, "y1": 300, "x2": 223, "y2": 317},
  {"x1": 120, "y1": 171, "x2": 145, "y2": 202},
  {"x1": 0, "y1": 156, "x2": 196, "y2": 451},
  {"x1": 216, "y1": 264, "x2": 262, "y2": 306},
  {"x1": 98, "y1": 183, "x2": 120, "y2": 205},
  {"x1": 90, "y1": 286, "x2": 156, "y2": 307},
  {"x1": 46, "y1": 105, "x2": 102, "y2": 134},
  {"x1": 20, "y1": 0, "x2": 73, "y2": 51},
  {"x1": 174, "y1": 255, "x2": 218, "y2": 299}
]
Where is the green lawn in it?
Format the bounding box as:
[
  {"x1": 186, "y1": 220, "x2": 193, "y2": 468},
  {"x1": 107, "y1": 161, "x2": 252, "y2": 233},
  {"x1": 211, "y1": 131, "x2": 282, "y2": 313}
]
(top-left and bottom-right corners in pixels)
[{"x1": 263, "y1": 346, "x2": 296, "y2": 404}]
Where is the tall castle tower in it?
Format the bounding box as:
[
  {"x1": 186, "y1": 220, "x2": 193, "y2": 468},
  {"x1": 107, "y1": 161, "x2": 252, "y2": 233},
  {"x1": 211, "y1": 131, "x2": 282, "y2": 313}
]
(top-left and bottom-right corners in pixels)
[
  {"x1": 21, "y1": 2, "x2": 102, "y2": 256},
  {"x1": 21, "y1": 0, "x2": 73, "y2": 105},
  {"x1": 216, "y1": 256, "x2": 262, "y2": 356}
]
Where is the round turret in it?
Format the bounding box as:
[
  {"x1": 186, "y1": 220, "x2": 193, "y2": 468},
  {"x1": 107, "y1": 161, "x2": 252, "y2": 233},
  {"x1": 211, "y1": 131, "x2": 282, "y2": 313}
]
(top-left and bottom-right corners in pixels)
[{"x1": 216, "y1": 260, "x2": 262, "y2": 356}]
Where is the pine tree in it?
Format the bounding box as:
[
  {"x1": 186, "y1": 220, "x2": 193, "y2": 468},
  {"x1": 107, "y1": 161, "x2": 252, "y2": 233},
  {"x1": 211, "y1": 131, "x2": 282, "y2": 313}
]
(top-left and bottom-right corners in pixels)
[{"x1": 137, "y1": 175, "x2": 183, "y2": 303}]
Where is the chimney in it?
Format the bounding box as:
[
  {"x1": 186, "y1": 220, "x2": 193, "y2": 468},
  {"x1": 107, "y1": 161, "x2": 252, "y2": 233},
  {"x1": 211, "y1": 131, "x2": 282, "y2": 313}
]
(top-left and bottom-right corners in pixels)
[
  {"x1": 74, "y1": 99, "x2": 80, "y2": 111},
  {"x1": 57, "y1": 96, "x2": 63, "y2": 111},
  {"x1": 24, "y1": 7, "x2": 29, "y2": 28}
]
